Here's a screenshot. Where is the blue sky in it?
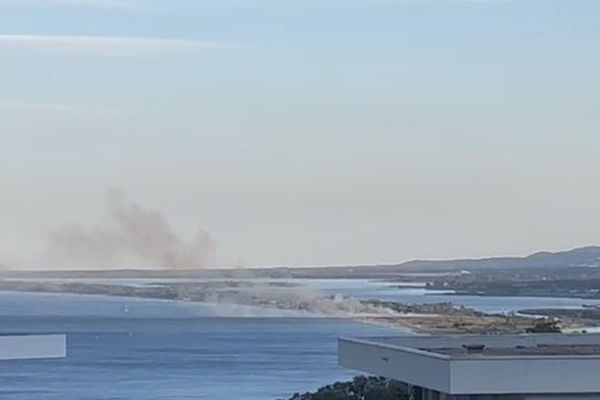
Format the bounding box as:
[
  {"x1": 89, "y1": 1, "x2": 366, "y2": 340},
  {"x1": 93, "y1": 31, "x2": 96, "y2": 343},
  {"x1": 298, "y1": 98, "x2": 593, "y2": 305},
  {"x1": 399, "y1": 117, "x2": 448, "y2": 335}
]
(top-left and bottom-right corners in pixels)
[{"x1": 1, "y1": 0, "x2": 599, "y2": 268}]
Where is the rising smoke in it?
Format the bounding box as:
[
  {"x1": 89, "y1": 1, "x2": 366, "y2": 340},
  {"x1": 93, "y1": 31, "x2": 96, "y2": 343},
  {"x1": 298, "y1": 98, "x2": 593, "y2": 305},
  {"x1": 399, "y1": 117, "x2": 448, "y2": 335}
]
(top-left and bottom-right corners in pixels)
[
  {"x1": 199, "y1": 283, "x2": 395, "y2": 318},
  {"x1": 45, "y1": 190, "x2": 215, "y2": 269}
]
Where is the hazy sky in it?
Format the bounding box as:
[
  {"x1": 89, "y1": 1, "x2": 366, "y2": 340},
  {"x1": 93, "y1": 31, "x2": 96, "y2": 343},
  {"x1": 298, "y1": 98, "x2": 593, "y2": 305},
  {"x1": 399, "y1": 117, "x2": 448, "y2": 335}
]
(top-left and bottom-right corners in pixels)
[{"x1": 1, "y1": 0, "x2": 599, "y2": 269}]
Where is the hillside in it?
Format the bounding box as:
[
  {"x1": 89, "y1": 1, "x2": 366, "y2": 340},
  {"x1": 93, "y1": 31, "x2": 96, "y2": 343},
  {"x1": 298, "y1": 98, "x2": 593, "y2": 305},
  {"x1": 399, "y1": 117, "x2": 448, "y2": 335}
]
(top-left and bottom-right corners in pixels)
[
  {"x1": 399, "y1": 246, "x2": 600, "y2": 272},
  {"x1": 1, "y1": 246, "x2": 598, "y2": 279}
]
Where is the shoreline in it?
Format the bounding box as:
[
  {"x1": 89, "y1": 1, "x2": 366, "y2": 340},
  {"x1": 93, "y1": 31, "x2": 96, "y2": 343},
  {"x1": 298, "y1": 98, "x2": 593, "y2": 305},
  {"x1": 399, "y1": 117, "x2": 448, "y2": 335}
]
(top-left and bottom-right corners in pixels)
[{"x1": 0, "y1": 279, "x2": 572, "y2": 334}]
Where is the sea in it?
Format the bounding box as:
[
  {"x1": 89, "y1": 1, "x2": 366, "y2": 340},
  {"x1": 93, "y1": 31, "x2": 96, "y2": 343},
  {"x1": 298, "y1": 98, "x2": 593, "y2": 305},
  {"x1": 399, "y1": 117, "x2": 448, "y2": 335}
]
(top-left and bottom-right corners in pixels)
[{"x1": 1, "y1": 279, "x2": 599, "y2": 400}]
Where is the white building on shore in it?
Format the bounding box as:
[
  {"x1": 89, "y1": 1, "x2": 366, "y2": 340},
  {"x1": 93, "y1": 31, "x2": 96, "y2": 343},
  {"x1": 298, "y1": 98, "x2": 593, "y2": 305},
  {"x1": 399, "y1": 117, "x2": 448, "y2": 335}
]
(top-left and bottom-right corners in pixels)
[
  {"x1": 0, "y1": 334, "x2": 66, "y2": 361},
  {"x1": 339, "y1": 333, "x2": 600, "y2": 400}
]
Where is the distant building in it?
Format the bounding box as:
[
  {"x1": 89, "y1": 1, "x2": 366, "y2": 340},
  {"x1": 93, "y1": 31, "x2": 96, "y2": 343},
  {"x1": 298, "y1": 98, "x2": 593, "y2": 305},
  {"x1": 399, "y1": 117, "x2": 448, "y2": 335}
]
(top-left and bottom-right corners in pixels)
[
  {"x1": 0, "y1": 335, "x2": 66, "y2": 361},
  {"x1": 339, "y1": 333, "x2": 600, "y2": 400}
]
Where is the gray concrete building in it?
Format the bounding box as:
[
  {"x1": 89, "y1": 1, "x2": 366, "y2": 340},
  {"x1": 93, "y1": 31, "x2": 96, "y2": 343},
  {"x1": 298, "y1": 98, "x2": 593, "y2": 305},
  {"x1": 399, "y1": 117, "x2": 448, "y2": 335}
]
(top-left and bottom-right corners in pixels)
[
  {"x1": 0, "y1": 334, "x2": 66, "y2": 361},
  {"x1": 339, "y1": 333, "x2": 600, "y2": 400}
]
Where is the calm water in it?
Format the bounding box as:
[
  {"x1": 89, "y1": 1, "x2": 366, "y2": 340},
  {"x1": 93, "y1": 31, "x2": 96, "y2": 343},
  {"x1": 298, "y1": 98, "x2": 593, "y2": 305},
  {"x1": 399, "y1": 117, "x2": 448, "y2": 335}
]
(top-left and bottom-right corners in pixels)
[
  {"x1": 300, "y1": 279, "x2": 600, "y2": 313},
  {"x1": 0, "y1": 291, "x2": 398, "y2": 400},
  {"x1": 1, "y1": 280, "x2": 598, "y2": 399}
]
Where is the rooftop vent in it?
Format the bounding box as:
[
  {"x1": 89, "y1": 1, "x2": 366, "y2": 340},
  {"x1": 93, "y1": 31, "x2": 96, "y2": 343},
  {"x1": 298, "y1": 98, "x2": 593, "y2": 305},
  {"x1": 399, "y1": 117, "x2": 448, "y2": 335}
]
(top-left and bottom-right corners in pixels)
[{"x1": 462, "y1": 344, "x2": 486, "y2": 352}]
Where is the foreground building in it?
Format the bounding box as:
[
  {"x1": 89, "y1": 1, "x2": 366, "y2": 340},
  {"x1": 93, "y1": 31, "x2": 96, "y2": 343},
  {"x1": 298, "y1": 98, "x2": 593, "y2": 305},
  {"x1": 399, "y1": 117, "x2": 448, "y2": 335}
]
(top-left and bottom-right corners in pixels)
[
  {"x1": 339, "y1": 333, "x2": 600, "y2": 400},
  {"x1": 0, "y1": 334, "x2": 66, "y2": 361}
]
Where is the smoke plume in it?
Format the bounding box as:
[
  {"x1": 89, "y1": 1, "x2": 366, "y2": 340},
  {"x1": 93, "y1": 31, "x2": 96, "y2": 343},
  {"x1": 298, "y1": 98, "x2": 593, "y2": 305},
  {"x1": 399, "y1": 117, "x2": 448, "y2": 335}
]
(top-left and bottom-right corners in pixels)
[{"x1": 45, "y1": 191, "x2": 215, "y2": 269}]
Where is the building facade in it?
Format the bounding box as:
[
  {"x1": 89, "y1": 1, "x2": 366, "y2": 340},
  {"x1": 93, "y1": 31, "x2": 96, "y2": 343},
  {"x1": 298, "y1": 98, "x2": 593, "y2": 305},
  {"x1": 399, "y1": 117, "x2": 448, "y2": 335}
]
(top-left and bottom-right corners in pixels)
[{"x1": 339, "y1": 333, "x2": 600, "y2": 400}]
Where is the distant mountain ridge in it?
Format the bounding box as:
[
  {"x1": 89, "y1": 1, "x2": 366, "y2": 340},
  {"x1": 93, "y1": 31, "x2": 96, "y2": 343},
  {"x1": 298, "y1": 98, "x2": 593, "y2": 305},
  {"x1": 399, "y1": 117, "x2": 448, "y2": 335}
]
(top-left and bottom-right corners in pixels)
[
  {"x1": 1, "y1": 246, "x2": 599, "y2": 278},
  {"x1": 399, "y1": 246, "x2": 600, "y2": 272}
]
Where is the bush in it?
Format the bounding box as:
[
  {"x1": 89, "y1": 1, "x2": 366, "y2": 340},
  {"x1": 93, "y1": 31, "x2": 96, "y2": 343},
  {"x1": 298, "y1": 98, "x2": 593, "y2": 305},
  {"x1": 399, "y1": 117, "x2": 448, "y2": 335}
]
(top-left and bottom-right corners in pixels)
[{"x1": 287, "y1": 376, "x2": 410, "y2": 400}]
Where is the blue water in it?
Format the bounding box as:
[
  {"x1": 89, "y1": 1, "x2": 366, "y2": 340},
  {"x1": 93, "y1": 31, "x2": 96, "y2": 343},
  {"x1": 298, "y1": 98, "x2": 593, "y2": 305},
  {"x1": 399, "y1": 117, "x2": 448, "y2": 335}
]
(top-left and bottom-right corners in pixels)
[
  {"x1": 1, "y1": 280, "x2": 598, "y2": 399},
  {"x1": 300, "y1": 279, "x2": 600, "y2": 313},
  {"x1": 19, "y1": 278, "x2": 599, "y2": 314},
  {"x1": 0, "y1": 292, "x2": 399, "y2": 400}
]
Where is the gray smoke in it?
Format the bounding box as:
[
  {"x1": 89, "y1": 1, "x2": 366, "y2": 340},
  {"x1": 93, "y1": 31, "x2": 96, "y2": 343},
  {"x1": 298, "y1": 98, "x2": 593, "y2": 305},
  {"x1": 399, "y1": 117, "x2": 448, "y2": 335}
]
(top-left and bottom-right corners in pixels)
[
  {"x1": 187, "y1": 281, "x2": 395, "y2": 317},
  {"x1": 45, "y1": 191, "x2": 215, "y2": 269}
]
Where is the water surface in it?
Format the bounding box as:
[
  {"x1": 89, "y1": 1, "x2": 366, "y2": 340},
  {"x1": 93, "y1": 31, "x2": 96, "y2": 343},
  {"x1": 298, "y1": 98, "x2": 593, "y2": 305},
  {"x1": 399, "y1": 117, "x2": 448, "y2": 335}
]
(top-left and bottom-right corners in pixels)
[{"x1": 0, "y1": 291, "x2": 398, "y2": 400}]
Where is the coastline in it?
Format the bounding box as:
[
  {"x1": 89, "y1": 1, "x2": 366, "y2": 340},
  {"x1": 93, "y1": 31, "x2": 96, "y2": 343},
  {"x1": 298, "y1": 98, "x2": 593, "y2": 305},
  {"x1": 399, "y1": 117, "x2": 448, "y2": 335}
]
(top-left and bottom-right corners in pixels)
[{"x1": 0, "y1": 279, "x2": 572, "y2": 334}]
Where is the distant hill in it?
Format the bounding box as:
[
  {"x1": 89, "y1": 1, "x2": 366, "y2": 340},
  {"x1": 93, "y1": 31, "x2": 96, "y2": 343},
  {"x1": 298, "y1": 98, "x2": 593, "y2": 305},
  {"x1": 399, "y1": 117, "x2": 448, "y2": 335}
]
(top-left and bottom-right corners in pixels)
[
  {"x1": 1, "y1": 246, "x2": 599, "y2": 279},
  {"x1": 398, "y1": 246, "x2": 600, "y2": 272}
]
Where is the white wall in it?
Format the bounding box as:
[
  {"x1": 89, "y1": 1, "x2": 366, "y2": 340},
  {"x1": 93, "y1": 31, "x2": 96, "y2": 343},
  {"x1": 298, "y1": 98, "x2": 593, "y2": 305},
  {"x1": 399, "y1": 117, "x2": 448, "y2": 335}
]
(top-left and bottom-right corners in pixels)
[{"x1": 0, "y1": 335, "x2": 66, "y2": 360}]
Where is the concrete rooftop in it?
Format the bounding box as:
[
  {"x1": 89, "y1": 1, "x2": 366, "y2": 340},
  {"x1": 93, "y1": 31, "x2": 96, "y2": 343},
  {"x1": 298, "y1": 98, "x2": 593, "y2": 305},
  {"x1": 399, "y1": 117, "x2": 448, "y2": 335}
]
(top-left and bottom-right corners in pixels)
[
  {"x1": 428, "y1": 344, "x2": 600, "y2": 358},
  {"x1": 339, "y1": 333, "x2": 600, "y2": 395}
]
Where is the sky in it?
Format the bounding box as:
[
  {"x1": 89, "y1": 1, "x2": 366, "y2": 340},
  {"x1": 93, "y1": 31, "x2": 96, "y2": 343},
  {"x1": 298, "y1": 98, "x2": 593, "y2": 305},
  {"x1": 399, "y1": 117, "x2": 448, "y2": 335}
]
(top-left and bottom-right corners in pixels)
[{"x1": 1, "y1": 0, "x2": 599, "y2": 269}]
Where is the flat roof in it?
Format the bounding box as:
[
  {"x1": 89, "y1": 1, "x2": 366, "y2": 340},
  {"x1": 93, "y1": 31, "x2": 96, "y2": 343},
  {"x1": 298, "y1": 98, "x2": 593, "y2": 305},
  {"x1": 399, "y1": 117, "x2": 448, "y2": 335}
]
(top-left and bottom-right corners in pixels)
[
  {"x1": 338, "y1": 333, "x2": 600, "y2": 395},
  {"x1": 426, "y1": 344, "x2": 600, "y2": 357}
]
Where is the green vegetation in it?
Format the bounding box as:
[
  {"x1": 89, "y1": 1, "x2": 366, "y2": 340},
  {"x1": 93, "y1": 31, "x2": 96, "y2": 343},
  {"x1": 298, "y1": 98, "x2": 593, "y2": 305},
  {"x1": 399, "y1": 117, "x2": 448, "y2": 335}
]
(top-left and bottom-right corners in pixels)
[{"x1": 286, "y1": 377, "x2": 409, "y2": 400}]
